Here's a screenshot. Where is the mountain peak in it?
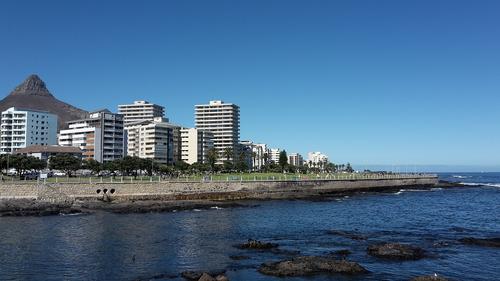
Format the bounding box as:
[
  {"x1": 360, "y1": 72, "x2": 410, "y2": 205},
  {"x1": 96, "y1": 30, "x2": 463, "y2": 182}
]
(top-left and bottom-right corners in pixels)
[{"x1": 10, "y1": 74, "x2": 54, "y2": 97}]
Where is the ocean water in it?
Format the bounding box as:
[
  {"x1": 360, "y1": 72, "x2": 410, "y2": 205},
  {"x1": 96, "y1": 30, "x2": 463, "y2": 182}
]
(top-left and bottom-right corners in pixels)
[{"x1": 0, "y1": 173, "x2": 499, "y2": 281}]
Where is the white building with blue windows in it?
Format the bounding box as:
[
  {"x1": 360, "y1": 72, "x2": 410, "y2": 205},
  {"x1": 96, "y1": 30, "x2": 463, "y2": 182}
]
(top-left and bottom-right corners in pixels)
[{"x1": 0, "y1": 107, "x2": 58, "y2": 154}]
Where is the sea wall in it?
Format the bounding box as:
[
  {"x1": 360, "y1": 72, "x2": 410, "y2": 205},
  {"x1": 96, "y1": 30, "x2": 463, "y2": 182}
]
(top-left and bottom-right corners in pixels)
[{"x1": 0, "y1": 176, "x2": 438, "y2": 202}]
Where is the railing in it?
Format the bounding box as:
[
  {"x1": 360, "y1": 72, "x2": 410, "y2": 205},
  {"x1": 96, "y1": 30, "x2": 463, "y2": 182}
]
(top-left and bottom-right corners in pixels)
[{"x1": 0, "y1": 173, "x2": 438, "y2": 185}]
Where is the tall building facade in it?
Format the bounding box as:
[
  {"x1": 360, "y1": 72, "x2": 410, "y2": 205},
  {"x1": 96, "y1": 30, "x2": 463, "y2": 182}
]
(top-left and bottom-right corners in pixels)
[
  {"x1": 126, "y1": 117, "x2": 180, "y2": 164},
  {"x1": 307, "y1": 151, "x2": 329, "y2": 166},
  {"x1": 0, "y1": 107, "x2": 58, "y2": 154},
  {"x1": 118, "y1": 100, "x2": 165, "y2": 127},
  {"x1": 59, "y1": 109, "x2": 124, "y2": 162},
  {"x1": 195, "y1": 100, "x2": 240, "y2": 163},
  {"x1": 253, "y1": 143, "x2": 270, "y2": 169},
  {"x1": 288, "y1": 153, "x2": 304, "y2": 167},
  {"x1": 180, "y1": 128, "x2": 214, "y2": 165},
  {"x1": 269, "y1": 148, "x2": 282, "y2": 164}
]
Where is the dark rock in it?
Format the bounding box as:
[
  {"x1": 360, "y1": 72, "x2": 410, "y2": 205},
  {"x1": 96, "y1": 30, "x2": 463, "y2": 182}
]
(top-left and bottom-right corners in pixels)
[
  {"x1": 181, "y1": 271, "x2": 203, "y2": 280},
  {"x1": 367, "y1": 243, "x2": 425, "y2": 260},
  {"x1": 327, "y1": 230, "x2": 367, "y2": 240},
  {"x1": 258, "y1": 256, "x2": 368, "y2": 277},
  {"x1": 180, "y1": 271, "x2": 226, "y2": 281},
  {"x1": 215, "y1": 275, "x2": 229, "y2": 281},
  {"x1": 0, "y1": 198, "x2": 78, "y2": 217},
  {"x1": 331, "y1": 249, "x2": 352, "y2": 259},
  {"x1": 432, "y1": 241, "x2": 450, "y2": 248},
  {"x1": 229, "y1": 255, "x2": 250, "y2": 260},
  {"x1": 411, "y1": 275, "x2": 449, "y2": 281},
  {"x1": 198, "y1": 273, "x2": 215, "y2": 281},
  {"x1": 237, "y1": 239, "x2": 278, "y2": 250},
  {"x1": 458, "y1": 237, "x2": 500, "y2": 248}
]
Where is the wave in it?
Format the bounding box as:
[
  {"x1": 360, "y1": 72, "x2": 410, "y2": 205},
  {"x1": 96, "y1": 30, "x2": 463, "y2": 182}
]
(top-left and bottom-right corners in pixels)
[
  {"x1": 210, "y1": 206, "x2": 223, "y2": 210},
  {"x1": 452, "y1": 175, "x2": 470, "y2": 179},
  {"x1": 461, "y1": 182, "x2": 500, "y2": 188}
]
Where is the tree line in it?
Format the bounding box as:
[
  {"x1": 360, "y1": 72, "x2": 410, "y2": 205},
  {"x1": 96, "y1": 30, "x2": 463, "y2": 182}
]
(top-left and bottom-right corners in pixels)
[{"x1": 0, "y1": 150, "x2": 353, "y2": 179}]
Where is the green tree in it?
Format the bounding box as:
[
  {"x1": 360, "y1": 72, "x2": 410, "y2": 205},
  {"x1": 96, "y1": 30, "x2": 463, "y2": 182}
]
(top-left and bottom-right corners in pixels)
[
  {"x1": 190, "y1": 162, "x2": 208, "y2": 174},
  {"x1": 235, "y1": 151, "x2": 249, "y2": 172},
  {"x1": 139, "y1": 158, "x2": 158, "y2": 176},
  {"x1": 346, "y1": 163, "x2": 354, "y2": 173},
  {"x1": 117, "y1": 156, "x2": 142, "y2": 177},
  {"x1": 83, "y1": 159, "x2": 102, "y2": 175},
  {"x1": 278, "y1": 150, "x2": 288, "y2": 172},
  {"x1": 103, "y1": 161, "x2": 119, "y2": 177},
  {"x1": 175, "y1": 160, "x2": 190, "y2": 174},
  {"x1": 223, "y1": 147, "x2": 233, "y2": 162},
  {"x1": 206, "y1": 148, "x2": 218, "y2": 172},
  {"x1": 49, "y1": 154, "x2": 82, "y2": 177}
]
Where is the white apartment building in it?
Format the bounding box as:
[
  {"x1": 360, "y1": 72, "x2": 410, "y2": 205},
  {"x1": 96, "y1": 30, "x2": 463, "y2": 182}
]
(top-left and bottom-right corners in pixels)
[
  {"x1": 288, "y1": 153, "x2": 304, "y2": 167},
  {"x1": 180, "y1": 128, "x2": 214, "y2": 164},
  {"x1": 253, "y1": 143, "x2": 270, "y2": 169},
  {"x1": 269, "y1": 148, "x2": 282, "y2": 164},
  {"x1": 59, "y1": 109, "x2": 124, "y2": 162},
  {"x1": 118, "y1": 100, "x2": 165, "y2": 127},
  {"x1": 195, "y1": 100, "x2": 240, "y2": 163},
  {"x1": 307, "y1": 152, "x2": 329, "y2": 166},
  {"x1": 238, "y1": 141, "x2": 269, "y2": 170},
  {"x1": 126, "y1": 117, "x2": 180, "y2": 164},
  {"x1": 0, "y1": 107, "x2": 57, "y2": 154}
]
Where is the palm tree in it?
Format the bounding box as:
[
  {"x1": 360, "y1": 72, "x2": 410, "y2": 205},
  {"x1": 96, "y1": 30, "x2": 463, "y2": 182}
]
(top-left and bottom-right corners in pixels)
[
  {"x1": 223, "y1": 147, "x2": 233, "y2": 162},
  {"x1": 251, "y1": 151, "x2": 257, "y2": 171},
  {"x1": 206, "y1": 148, "x2": 218, "y2": 172},
  {"x1": 263, "y1": 153, "x2": 269, "y2": 165}
]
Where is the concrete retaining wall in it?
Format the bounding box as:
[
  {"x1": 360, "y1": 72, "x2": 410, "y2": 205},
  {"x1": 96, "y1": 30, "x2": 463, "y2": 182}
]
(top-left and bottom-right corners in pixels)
[{"x1": 0, "y1": 176, "x2": 438, "y2": 201}]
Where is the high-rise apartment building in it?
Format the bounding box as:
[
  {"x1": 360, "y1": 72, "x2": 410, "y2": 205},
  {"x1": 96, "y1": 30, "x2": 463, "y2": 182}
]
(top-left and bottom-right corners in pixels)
[
  {"x1": 269, "y1": 148, "x2": 282, "y2": 164},
  {"x1": 118, "y1": 100, "x2": 165, "y2": 127},
  {"x1": 253, "y1": 143, "x2": 270, "y2": 169},
  {"x1": 195, "y1": 100, "x2": 240, "y2": 163},
  {"x1": 0, "y1": 107, "x2": 58, "y2": 154},
  {"x1": 180, "y1": 128, "x2": 214, "y2": 164},
  {"x1": 59, "y1": 109, "x2": 124, "y2": 162},
  {"x1": 288, "y1": 153, "x2": 304, "y2": 167},
  {"x1": 126, "y1": 117, "x2": 180, "y2": 164},
  {"x1": 307, "y1": 152, "x2": 329, "y2": 165}
]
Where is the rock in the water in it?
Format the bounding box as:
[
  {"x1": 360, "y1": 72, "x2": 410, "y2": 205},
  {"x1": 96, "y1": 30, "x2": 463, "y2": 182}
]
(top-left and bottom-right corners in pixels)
[
  {"x1": 327, "y1": 230, "x2": 367, "y2": 240},
  {"x1": 181, "y1": 271, "x2": 203, "y2": 280},
  {"x1": 367, "y1": 243, "x2": 425, "y2": 260},
  {"x1": 237, "y1": 239, "x2": 278, "y2": 250},
  {"x1": 258, "y1": 256, "x2": 368, "y2": 277},
  {"x1": 411, "y1": 275, "x2": 449, "y2": 281},
  {"x1": 458, "y1": 237, "x2": 500, "y2": 248},
  {"x1": 181, "y1": 271, "x2": 226, "y2": 281},
  {"x1": 198, "y1": 273, "x2": 216, "y2": 281},
  {"x1": 215, "y1": 275, "x2": 229, "y2": 281},
  {"x1": 331, "y1": 249, "x2": 352, "y2": 259}
]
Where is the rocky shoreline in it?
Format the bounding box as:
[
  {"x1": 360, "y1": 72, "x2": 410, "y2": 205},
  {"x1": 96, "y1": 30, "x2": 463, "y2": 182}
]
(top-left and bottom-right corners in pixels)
[{"x1": 0, "y1": 180, "x2": 475, "y2": 217}]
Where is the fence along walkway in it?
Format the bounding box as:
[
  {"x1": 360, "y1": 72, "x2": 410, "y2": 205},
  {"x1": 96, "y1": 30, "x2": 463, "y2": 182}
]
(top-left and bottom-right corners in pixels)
[{"x1": 1, "y1": 173, "x2": 438, "y2": 185}]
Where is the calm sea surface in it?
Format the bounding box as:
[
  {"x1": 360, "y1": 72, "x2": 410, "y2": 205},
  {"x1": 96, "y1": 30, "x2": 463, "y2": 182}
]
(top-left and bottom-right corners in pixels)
[{"x1": 0, "y1": 173, "x2": 499, "y2": 281}]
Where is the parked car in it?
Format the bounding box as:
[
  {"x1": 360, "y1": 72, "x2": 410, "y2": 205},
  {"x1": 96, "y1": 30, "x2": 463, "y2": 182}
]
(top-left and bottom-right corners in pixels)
[{"x1": 22, "y1": 173, "x2": 39, "y2": 180}]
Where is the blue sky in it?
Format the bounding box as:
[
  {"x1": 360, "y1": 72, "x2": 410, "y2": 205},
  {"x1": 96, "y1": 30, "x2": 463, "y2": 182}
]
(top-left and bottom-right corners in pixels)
[{"x1": 0, "y1": 0, "x2": 499, "y2": 171}]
